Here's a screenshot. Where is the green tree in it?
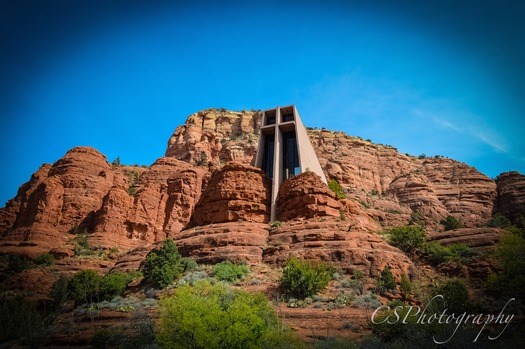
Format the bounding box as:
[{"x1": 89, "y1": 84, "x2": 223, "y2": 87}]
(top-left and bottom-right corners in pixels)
[
  {"x1": 487, "y1": 233, "x2": 525, "y2": 297},
  {"x1": 280, "y1": 258, "x2": 333, "y2": 299},
  {"x1": 141, "y1": 239, "x2": 184, "y2": 288},
  {"x1": 111, "y1": 156, "x2": 121, "y2": 166},
  {"x1": 387, "y1": 225, "x2": 426, "y2": 254},
  {"x1": 99, "y1": 271, "x2": 131, "y2": 300},
  {"x1": 399, "y1": 274, "x2": 412, "y2": 301},
  {"x1": 378, "y1": 266, "x2": 396, "y2": 293},
  {"x1": 50, "y1": 275, "x2": 70, "y2": 309},
  {"x1": 68, "y1": 269, "x2": 102, "y2": 304},
  {"x1": 434, "y1": 278, "x2": 470, "y2": 313},
  {"x1": 7, "y1": 254, "x2": 30, "y2": 273},
  {"x1": 440, "y1": 215, "x2": 463, "y2": 231},
  {"x1": 156, "y1": 281, "x2": 299, "y2": 349}
]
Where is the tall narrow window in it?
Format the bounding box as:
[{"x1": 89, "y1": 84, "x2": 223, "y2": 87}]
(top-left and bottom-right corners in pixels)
[
  {"x1": 282, "y1": 131, "x2": 299, "y2": 179},
  {"x1": 261, "y1": 134, "x2": 275, "y2": 179}
]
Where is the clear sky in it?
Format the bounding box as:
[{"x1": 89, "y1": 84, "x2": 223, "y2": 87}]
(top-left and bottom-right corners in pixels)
[{"x1": 1, "y1": 0, "x2": 524, "y2": 206}]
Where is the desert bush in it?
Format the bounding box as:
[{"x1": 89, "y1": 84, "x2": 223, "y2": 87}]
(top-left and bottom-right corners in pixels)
[
  {"x1": 0, "y1": 297, "x2": 44, "y2": 346},
  {"x1": 433, "y1": 278, "x2": 470, "y2": 313},
  {"x1": 34, "y1": 252, "x2": 55, "y2": 266},
  {"x1": 7, "y1": 254, "x2": 30, "y2": 273},
  {"x1": 213, "y1": 260, "x2": 249, "y2": 282},
  {"x1": 156, "y1": 280, "x2": 300, "y2": 349},
  {"x1": 280, "y1": 258, "x2": 333, "y2": 299},
  {"x1": 51, "y1": 275, "x2": 70, "y2": 308},
  {"x1": 180, "y1": 257, "x2": 197, "y2": 271},
  {"x1": 68, "y1": 269, "x2": 102, "y2": 304},
  {"x1": 377, "y1": 266, "x2": 396, "y2": 294},
  {"x1": 141, "y1": 239, "x2": 184, "y2": 288},
  {"x1": 270, "y1": 220, "x2": 282, "y2": 229},
  {"x1": 440, "y1": 215, "x2": 463, "y2": 231},
  {"x1": 328, "y1": 179, "x2": 346, "y2": 199},
  {"x1": 387, "y1": 225, "x2": 426, "y2": 254},
  {"x1": 408, "y1": 212, "x2": 425, "y2": 226},
  {"x1": 68, "y1": 270, "x2": 135, "y2": 304},
  {"x1": 99, "y1": 271, "x2": 131, "y2": 300},
  {"x1": 486, "y1": 233, "x2": 525, "y2": 298},
  {"x1": 351, "y1": 292, "x2": 381, "y2": 309},
  {"x1": 399, "y1": 274, "x2": 412, "y2": 301},
  {"x1": 371, "y1": 305, "x2": 420, "y2": 343},
  {"x1": 424, "y1": 242, "x2": 476, "y2": 266},
  {"x1": 486, "y1": 213, "x2": 511, "y2": 228}
]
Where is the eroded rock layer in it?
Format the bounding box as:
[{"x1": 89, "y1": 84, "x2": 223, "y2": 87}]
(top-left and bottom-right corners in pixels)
[
  {"x1": 277, "y1": 172, "x2": 342, "y2": 221},
  {"x1": 427, "y1": 228, "x2": 505, "y2": 252},
  {"x1": 495, "y1": 171, "x2": 525, "y2": 221},
  {"x1": 263, "y1": 219, "x2": 416, "y2": 279},
  {"x1": 175, "y1": 222, "x2": 269, "y2": 264},
  {"x1": 190, "y1": 163, "x2": 271, "y2": 226}
]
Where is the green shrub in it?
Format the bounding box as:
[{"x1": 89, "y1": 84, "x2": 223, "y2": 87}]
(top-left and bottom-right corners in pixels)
[
  {"x1": 486, "y1": 213, "x2": 511, "y2": 228},
  {"x1": 433, "y1": 278, "x2": 470, "y2": 313},
  {"x1": 67, "y1": 270, "x2": 135, "y2": 304},
  {"x1": 371, "y1": 304, "x2": 420, "y2": 343},
  {"x1": 156, "y1": 281, "x2": 299, "y2": 349},
  {"x1": 180, "y1": 257, "x2": 197, "y2": 272},
  {"x1": 7, "y1": 254, "x2": 30, "y2": 273},
  {"x1": 440, "y1": 215, "x2": 463, "y2": 231},
  {"x1": 141, "y1": 239, "x2": 184, "y2": 288},
  {"x1": 448, "y1": 243, "x2": 476, "y2": 261},
  {"x1": 399, "y1": 274, "x2": 412, "y2": 301},
  {"x1": 486, "y1": 233, "x2": 525, "y2": 298},
  {"x1": 408, "y1": 212, "x2": 425, "y2": 226},
  {"x1": 424, "y1": 242, "x2": 476, "y2": 266},
  {"x1": 213, "y1": 260, "x2": 249, "y2": 282},
  {"x1": 51, "y1": 275, "x2": 70, "y2": 308},
  {"x1": 387, "y1": 225, "x2": 426, "y2": 254},
  {"x1": 328, "y1": 179, "x2": 346, "y2": 199},
  {"x1": 99, "y1": 272, "x2": 131, "y2": 300},
  {"x1": 351, "y1": 292, "x2": 381, "y2": 309},
  {"x1": 377, "y1": 266, "x2": 396, "y2": 293},
  {"x1": 0, "y1": 297, "x2": 44, "y2": 346},
  {"x1": 68, "y1": 269, "x2": 103, "y2": 304},
  {"x1": 423, "y1": 241, "x2": 450, "y2": 265},
  {"x1": 280, "y1": 258, "x2": 333, "y2": 299},
  {"x1": 34, "y1": 252, "x2": 55, "y2": 266},
  {"x1": 270, "y1": 220, "x2": 282, "y2": 229}
]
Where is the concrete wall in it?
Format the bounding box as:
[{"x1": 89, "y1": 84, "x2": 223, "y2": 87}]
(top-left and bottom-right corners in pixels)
[{"x1": 255, "y1": 105, "x2": 327, "y2": 220}]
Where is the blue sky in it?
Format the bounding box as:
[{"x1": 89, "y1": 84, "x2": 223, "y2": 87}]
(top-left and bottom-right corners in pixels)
[{"x1": 1, "y1": 0, "x2": 524, "y2": 206}]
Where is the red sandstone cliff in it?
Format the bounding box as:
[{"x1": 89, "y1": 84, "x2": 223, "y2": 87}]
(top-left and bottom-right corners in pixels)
[{"x1": 0, "y1": 108, "x2": 522, "y2": 266}]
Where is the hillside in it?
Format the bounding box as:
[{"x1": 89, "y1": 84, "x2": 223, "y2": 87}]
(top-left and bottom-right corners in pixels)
[{"x1": 1, "y1": 108, "x2": 524, "y2": 347}]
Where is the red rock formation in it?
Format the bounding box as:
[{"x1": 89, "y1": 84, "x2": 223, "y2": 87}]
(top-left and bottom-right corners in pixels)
[
  {"x1": 427, "y1": 227, "x2": 505, "y2": 252},
  {"x1": 91, "y1": 157, "x2": 207, "y2": 250},
  {"x1": 263, "y1": 219, "x2": 416, "y2": 279},
  {"x1": 165, "y1": 109, "x2": 261, "y2": 166},
  {"x1": 190, "y1": 162, "x2": 271, "y2": 226},
  {"x1": 420, "y1": 158, "x2": 496, "y2": 227},
  {"x1": 1, "y1": 147, "x2": 114, "y2": 251},
  {"x1": 386, "y1": 173, "x2": 449, "y2": 225},
  {"x1": 175, "y1": 222, "x2": 269, "y2": 264},
  {"x1": 307, "y1": 130, "x2": 497, "y2": 229},
  {"x1": 277, "y1": 172, "x2": 342, "y2": 221},
  {"x1": 495, "y1": 171, "x2": 525, "y2": 221}
]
